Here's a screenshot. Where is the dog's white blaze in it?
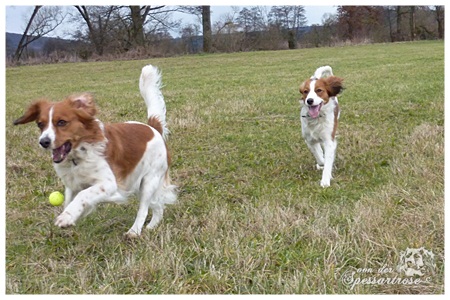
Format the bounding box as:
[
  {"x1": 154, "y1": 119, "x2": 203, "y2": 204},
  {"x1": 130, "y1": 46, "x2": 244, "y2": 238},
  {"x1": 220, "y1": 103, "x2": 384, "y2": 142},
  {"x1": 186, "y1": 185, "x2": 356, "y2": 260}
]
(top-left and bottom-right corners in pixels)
[
  {"x1": 307, "y1": 80, "x2": 323, "y2": 106},
  {"x1": 39, "y1": 106, "x2": 56, "y2": 148}
]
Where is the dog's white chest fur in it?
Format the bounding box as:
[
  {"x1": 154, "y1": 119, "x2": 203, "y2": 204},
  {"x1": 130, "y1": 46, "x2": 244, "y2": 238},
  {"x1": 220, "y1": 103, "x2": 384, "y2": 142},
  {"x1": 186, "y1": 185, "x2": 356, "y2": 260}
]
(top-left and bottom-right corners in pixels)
[
  {"x1": 301, "y1": 98, "x2": 338, "y2": 144},
  {"x1": 54, "y1": 141, "x2": 114, "y2": 193}
]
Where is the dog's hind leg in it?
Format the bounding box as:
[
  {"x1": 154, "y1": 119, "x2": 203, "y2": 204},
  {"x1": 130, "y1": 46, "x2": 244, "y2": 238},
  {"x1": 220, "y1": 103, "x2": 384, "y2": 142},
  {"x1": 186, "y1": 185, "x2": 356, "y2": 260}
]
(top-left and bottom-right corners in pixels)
[
  {"x1": 146, "y1": 181, "x2": 177, "y2": 230},
  {"x1": 125, "y1": 175, "x2": 161, "y2": 238}
]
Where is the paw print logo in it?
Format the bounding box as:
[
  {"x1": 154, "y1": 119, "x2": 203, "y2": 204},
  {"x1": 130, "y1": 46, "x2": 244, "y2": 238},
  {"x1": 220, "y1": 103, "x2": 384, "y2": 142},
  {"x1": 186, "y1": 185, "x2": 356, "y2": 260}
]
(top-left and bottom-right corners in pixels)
[{"x1": 396, "y1": 247, "x2": 435, "y2": 277}]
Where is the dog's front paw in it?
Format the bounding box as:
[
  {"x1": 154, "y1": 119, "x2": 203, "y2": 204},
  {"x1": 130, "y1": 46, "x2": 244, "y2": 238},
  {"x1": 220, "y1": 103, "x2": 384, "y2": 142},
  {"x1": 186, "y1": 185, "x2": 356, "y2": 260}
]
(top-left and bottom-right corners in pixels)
[
  {"x1": 55, "y1": 211, "x2": 75, "y2": 228},
  {"x1": 124, "y1": 229, "x2": 141, "y2": 239},
  {"x1": 320, "y1": 177, "x2": 331, "y2": 188},
  {"x1": 316, "y1": 164, "x2": 324, "y2": 170}
]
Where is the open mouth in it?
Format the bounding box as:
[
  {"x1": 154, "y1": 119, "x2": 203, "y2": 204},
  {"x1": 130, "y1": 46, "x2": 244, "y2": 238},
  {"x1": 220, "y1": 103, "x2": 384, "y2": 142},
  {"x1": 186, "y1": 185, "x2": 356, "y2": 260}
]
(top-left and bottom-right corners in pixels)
[
  {"x1": 52, "y1": 141, "x2": 72, "y2": 163},
  {"x1": 308, "y1": 103, "x2": 323, "y2": 118}
]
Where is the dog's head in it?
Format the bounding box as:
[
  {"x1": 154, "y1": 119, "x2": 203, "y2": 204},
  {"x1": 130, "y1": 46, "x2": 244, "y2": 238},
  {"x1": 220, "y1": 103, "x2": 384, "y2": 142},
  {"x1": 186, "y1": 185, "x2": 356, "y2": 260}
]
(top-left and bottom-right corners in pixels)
[
  {"x1": 13, "y1": 93, "x2": 103, "y2": 163},
  {"x1": 299, "y1": 76, "x2": 343, "y2": 118}
]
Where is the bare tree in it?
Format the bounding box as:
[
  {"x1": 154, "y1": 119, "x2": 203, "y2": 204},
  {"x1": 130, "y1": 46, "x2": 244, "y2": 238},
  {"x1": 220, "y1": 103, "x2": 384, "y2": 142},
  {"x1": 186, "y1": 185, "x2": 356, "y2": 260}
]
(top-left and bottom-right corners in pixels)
[
  {"x1": 179, "y1": 6, "x2": 213, "y2": 53},
  {"x1": 202, "y1": 6, "x2": 212, "y2": 52},
  {"x1": 269, "y1": 6, "x2": 307, "y2": 49},
  {"x1": 128, "y1": 5, "x2": 179, "y2": 47},
  {"x1": 129, "y1": 6, "x2": 152, "y2": 47},
  {"x1": 212, "y1": 8, "x2": 242, "y2": 52},
  {"x1": 74, "y1": 6, "x2": 118, "y2": 56},
  {"x1": 235, "y1": 6, "x2": 270, "y2": 51},
  {"x1": 385, "y1": 6, "x2": 396, "y2": 42},
  {"x1": 434, "y1": 6, "x2": 444, "y2": 39},
  {"x1": 409, "y1": 6, "x2": 417, "y2": 40},
  {"x1": 394, "y1": 6, "x2": 410, "y2": 41},
  {"x1": 73, "y1": 5, "x2": 179, "y2": 55},
  {"x1": 13, "y1": 6, "x2": 66, "y2": 62},
  {"x1": 336, "y1": 6, "x2": 385, "y2": 42},
  {"x1": 237, "y1": 6, "x2": 268, "y2": 33},
  {"x1": 180, "y1": 23, "x2": 201, "y2": 53}
]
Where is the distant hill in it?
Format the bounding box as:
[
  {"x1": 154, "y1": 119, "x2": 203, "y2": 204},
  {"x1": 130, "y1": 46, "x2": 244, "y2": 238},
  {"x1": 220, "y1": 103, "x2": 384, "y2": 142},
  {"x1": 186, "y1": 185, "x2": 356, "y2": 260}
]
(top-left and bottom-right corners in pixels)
[
  {"x1": 5, "y1": 26, "x2": 316, "y2": 59},
  {"x1": 5, "y1": 32, "x2": 73, "y2": 57}
]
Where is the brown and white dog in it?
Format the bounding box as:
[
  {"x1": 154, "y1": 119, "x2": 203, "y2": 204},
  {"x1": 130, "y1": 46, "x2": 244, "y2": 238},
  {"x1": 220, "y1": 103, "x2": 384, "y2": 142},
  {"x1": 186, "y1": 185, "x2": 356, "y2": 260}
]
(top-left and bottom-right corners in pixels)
[
  {"x1": 14, "y1": 65, "x2": 177, "y2": 237},
  {"x1": 299, "y1": 66, "x2": 343, "y2": 187}
]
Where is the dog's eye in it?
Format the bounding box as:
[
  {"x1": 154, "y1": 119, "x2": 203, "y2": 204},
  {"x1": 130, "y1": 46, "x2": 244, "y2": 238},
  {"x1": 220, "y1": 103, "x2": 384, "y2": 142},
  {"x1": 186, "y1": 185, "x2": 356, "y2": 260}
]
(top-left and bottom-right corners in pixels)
[
  {"x1": 57, "y1": 120, "x2": 68, "y2": 127},
  {"x1": 316, "y1": 89, "x2": 323, "y2": 93},
  {"x1": 303, "y1": 90, "x2": 309, "y2": 94},
  {"x1": 37, "y1": 122, "x2": 45, "y2": 129}
]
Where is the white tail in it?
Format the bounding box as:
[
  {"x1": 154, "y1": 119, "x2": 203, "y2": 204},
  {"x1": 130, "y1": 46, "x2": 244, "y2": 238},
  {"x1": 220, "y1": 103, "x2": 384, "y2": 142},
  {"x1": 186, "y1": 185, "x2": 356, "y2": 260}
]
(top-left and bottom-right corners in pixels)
[
  {"x1": 140, "y1": 65, "x2": 169, "y2": 139},
  {"x1": 312, "y1": 66, "x2": 334, "y2": 79}
]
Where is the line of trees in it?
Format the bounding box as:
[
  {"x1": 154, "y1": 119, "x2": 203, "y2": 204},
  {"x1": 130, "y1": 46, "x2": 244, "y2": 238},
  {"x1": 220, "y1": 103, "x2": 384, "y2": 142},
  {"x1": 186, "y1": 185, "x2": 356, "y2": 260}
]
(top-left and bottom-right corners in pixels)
[{"x1": 9, "y1": 5, "x2": 445, "y2": 64}]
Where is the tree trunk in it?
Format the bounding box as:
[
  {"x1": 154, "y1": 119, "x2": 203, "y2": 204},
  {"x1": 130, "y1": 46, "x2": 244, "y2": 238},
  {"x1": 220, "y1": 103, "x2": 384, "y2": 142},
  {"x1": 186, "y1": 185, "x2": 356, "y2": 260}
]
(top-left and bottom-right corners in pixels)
[
  {"x1": 435, "y1": 6, "x2": 444, "y2": 39},
  {"x1": 13, "y1": 6, "x2": 42, "y2": 62},
  {"x1": 75, "y1": 6, "x2": 103, "y2": 55},
  {"x1": 202, "y1": 6, "x2": 212, "y2": 53},
  {"x1": 130, "y1": 6, "x2": 145, "y2": 47},
  {"x1": 395, "y1": 6, "x2": 403, "y2": 41},
  {"x1": 386, "y1": 7, "x2": 394, "y2": 42},
  {"x1": 287, "y1": 30, "x2": 297, "y2": 49},
  {"x1": 409, "y1": 6, "x2": 416, "y2": 41}
]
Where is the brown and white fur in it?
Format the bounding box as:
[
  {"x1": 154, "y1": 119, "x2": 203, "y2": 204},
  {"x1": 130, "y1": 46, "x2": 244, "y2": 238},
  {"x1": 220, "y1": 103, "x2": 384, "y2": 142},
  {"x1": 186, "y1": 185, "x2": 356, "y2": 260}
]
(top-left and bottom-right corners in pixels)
[
  {"x1": 14, "y1": 65, "x2": 177, "y2": 237},
  {"x1": 299, "y1": 66, "x2": 343, "y2": 187}
]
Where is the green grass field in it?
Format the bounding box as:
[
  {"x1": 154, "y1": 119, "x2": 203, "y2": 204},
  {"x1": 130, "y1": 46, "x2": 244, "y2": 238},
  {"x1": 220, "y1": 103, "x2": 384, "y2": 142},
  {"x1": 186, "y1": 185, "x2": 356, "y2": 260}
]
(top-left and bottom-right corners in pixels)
[{"x1": 5, "y1": 41, "x2": 444, "y2": 294}]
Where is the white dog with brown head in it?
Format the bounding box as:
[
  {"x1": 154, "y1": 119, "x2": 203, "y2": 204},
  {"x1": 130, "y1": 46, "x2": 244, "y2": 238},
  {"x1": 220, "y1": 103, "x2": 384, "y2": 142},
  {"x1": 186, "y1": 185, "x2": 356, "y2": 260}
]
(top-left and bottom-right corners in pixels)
[{"x1": 299, "y1": 66, "x2": 344, "y2": 187}]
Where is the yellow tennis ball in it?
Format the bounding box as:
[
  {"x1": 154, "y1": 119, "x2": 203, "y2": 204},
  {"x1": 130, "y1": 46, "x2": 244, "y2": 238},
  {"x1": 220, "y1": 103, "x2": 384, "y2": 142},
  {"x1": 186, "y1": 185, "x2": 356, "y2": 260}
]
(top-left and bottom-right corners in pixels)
[{"x1": 49, "y1": 191, "x2": 64, "y2": 206}]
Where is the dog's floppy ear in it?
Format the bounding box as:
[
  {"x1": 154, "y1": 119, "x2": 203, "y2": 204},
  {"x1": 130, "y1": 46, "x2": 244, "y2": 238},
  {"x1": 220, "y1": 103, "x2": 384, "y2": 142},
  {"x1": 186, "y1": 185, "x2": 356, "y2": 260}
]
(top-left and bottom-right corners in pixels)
[
  {"x1": 68, "y1": 93, "x2": 97, "y2": 116},
  {"x1": 325, "y1": 76, "x2": 344, "y2": 97},
  {"x1": 299, "y1": 79, "x2": 310, "y2": 100},
  {"x1": 13, "y1": 100, "x2": 49, "y2": 125}
]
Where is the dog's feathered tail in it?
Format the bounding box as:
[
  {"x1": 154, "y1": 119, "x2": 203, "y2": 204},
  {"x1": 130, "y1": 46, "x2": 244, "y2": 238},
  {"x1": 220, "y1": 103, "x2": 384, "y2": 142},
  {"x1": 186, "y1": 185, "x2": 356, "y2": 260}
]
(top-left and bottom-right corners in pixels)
[
  {"x1": 312, "y1": 66, "x2": 334, "y2": 79},
  {"x1": 140, "y1": 65, "x2": 169, "y2": 139}
]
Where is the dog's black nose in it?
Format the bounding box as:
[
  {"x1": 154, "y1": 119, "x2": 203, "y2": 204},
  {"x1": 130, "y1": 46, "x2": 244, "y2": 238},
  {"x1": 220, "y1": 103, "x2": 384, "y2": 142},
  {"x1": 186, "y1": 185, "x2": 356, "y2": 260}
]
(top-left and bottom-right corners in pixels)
[
  {"x1": 40, "y1": 137, "x2": 51, "y2": 149},
  {"x1": 307, "y1": 98, "x2": 314, "y2": 105}
]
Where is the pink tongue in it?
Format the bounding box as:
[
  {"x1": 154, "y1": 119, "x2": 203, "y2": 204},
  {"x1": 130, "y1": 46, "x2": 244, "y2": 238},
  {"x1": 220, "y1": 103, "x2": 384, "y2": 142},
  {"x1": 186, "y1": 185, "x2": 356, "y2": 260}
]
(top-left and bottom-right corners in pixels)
[
  {"x1": 53, "y1": 146, "x2": 65, "y2": 162},
  {"x1": 52, "y1": 143, "x2": 70, "y2": 163},
  {"x1": 309, "y1": 105, "x2": 321, "y2": 118}
]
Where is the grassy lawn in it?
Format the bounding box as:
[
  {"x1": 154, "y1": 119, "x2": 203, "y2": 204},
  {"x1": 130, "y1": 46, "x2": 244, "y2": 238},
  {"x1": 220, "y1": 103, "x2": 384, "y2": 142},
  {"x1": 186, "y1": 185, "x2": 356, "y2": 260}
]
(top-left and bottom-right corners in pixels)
[{"x1": 5, "y1": 41, "x2": 444, "y2": 294}]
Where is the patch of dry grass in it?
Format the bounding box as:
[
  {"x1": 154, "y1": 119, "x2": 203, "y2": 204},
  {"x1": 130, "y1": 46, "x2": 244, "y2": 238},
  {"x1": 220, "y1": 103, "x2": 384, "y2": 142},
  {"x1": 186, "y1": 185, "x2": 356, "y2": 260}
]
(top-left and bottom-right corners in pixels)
[{"x1": 5, "y1": 41, "x2": 444, "y2": 294}]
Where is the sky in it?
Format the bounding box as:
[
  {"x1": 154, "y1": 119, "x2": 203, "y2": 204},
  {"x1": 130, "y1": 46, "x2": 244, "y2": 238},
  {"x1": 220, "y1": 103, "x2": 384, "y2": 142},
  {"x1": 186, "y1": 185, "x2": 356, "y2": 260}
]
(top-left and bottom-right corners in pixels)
[{"x1": 4, "y1": 5, "x2": 338, "y2": 38}]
